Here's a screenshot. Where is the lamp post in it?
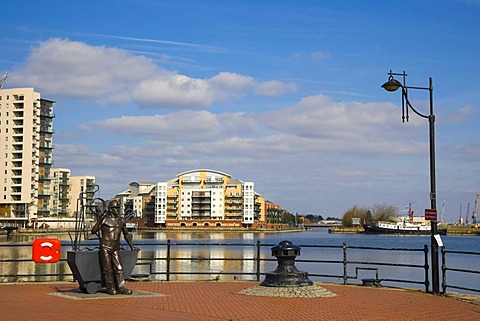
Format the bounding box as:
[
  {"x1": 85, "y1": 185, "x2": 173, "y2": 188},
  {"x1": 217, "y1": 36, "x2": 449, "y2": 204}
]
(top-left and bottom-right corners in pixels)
[{"x1": 381, "y1": 70, "x2": 439, "y2": 294}]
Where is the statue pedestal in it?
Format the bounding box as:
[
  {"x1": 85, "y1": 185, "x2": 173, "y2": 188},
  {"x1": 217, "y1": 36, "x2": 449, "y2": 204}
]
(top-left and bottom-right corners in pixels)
[{"x1": 67, "y1": 249, "x2": 139, "y2": 294}]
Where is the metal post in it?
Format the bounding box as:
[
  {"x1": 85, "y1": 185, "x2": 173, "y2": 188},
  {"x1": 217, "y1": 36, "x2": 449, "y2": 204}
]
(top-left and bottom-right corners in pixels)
[
  {"x1": 428, "y1": 77, "x2": 439, "y2": 294},
  {"x1": 342, "y1": 242, "x2": 347, "y2": 285},
  {"x1": 423, "y1": 244, "x2": 430, "y2": 292},
  {"x1": 255, "y1": 240, "x2": 261, "y2": 281},
  {"x1": 441, "y1": 247, "x2": 447, "y2": 295},
  {"x1": 382, "y1": 72, "x2": 439, "y2": 295},
  {"x1": 166, "y1": 239, "x2": 171, "y2": 281}
]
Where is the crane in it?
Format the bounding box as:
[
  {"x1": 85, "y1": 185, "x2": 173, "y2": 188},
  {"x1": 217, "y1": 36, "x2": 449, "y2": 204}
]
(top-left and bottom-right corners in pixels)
[
  {"x1": 472, "y1": 193, "x2": 479, "y2": 228},
  {"x1": 465, "y1": 203, "x2": 470, "y2": 225},
  {"x1": 0, "y1": 72, "x2": 7, "y2": 89},
  {"x1": 458, "y1": 203, "x2": 463, "y2": 225},
  {"x1": 440, "y1": 199, "x2": 445, "y2": 224}
]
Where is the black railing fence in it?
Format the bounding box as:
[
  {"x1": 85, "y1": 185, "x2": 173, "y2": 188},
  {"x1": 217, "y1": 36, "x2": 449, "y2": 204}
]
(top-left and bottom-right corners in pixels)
[
  {"x1": 0, "y1": 240, "x2": 478, "y2": 295},
  {"x1": 441, "y1": 247, "x2": 480, "y2": 295}
]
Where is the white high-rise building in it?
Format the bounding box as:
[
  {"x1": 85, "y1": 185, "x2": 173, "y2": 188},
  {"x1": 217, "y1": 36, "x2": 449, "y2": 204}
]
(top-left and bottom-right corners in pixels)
[{"x1": 0, "y1": 88, "x2": 54, "y2": 227}]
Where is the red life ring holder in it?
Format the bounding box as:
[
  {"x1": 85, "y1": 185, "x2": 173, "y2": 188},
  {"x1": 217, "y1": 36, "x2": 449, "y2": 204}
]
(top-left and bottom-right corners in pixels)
[{"x1": 32, "y1": 238, "x2": 61, "y2": 263}]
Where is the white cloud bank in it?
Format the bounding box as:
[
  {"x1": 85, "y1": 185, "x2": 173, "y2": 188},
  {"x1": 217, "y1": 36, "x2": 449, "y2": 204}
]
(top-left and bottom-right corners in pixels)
[{"x1": 11, "y1": 38, "x2": 296, "y2": 108}]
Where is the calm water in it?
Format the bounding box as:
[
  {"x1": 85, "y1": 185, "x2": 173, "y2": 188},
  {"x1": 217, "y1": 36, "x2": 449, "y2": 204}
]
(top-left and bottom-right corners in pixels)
[{"x1": 1, "y1": 228, "x2": 478, "y2": 294}]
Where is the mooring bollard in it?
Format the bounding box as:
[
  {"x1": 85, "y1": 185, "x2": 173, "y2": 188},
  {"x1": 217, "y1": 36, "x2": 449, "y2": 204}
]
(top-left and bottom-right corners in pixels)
[{"x1": 260, "y1": 240, "x2": 314, "y2": 287}]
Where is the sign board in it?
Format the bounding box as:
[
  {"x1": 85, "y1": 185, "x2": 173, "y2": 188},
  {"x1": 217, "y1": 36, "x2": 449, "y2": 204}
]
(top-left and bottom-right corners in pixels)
[
  {"x1": 351, "y1": 218, "x2": 361, "y2": 226},
  {"x1": 434, "y1": 234, "x2": 444, "y2": 247},
  {"x1": 425, "y1": 209, "x2": 437, "y2": 221}
]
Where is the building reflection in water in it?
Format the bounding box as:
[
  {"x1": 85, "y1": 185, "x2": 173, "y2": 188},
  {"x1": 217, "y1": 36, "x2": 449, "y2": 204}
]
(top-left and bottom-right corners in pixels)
[{"x1": 133, "y1": 231, "x2": 266, "y2": 281}]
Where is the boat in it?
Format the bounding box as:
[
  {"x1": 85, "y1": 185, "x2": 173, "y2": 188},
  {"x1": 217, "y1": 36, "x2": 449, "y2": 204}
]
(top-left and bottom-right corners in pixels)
[{"x1": 362, "y1": 204, "x2": 447, "y2": 235}]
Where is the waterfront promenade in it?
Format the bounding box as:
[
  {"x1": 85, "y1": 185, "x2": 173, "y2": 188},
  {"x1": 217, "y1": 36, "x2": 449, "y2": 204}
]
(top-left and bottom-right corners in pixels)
[{"x1": 1, "y1": 281, "x2": 479, "y2": 320}]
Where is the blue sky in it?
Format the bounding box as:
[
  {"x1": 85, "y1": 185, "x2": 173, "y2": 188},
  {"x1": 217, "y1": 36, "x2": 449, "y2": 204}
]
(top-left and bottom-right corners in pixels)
[{"x1": 1, "y1": 0, "x2": 479, "y2": 222}]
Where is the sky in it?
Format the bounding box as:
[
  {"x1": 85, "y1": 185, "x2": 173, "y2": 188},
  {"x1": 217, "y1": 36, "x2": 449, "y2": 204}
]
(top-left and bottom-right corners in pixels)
[{"x1": 1, "y1": 0, "x2": 479, "y2": 222}]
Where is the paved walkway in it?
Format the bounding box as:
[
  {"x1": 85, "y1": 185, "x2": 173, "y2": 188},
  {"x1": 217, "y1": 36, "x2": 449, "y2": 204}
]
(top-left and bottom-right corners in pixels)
[{"x1": 0, "y1": 281, "x2": 479, "y2": 320}]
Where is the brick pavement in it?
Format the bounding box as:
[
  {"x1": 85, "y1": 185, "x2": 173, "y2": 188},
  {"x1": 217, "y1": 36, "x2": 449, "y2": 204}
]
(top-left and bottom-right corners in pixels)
[{"x1": 0, "y1": 281, "x2": 479, "y2": 320}]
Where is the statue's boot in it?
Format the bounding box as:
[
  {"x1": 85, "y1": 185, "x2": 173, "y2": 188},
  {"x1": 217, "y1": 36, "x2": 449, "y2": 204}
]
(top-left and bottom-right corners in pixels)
[
  {"x1": 104, "y1": 273, "x2": 117, "y2": 295},
  {"x1": 116, "y1": 272, "x2": 133, "y2": 295}
]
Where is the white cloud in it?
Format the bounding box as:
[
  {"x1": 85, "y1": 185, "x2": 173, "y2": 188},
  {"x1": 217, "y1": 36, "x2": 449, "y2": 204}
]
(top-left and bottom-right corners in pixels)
[
  {"x1": 264, "y1": 94, "x2": 427, "y2": 156},
  {"x1": 91, "y1": 110, "x2": 221, "y2": 141},
  {"x1": 254, "y1": 80, "x2": 297, "y2": 96},
  {"x1": 12, "y1": 38, "x2": 159, "y2": 99},
  {"x1": 11, "y1": 38, "x2": 296, "y2": 109},
  {"x1": 132, "y1": 75, "x2": 214, "y2": 108}
]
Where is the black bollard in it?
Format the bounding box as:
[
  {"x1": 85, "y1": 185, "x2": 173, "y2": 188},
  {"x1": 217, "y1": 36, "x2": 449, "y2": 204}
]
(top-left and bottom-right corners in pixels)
[{"x1": 260, "y1": 240, "x2": 314, "y2": 287}]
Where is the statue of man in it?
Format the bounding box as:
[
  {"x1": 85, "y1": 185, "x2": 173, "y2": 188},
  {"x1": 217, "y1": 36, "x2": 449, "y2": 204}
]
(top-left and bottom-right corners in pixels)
[{"x1": 92, "y1": 200, "x2": 136, "y2": 295}]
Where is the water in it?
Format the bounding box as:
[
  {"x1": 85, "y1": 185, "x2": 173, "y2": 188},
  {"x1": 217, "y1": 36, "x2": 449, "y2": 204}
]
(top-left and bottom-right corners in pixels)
[{"x1": 0, "y1": 228, "x2": 478, "y2": 294}]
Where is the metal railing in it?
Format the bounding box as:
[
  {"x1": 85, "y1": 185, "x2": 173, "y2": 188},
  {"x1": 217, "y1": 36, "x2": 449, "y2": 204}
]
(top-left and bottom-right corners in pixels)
[
  {"x1": 0, "y1": 240, "x2": 478, "y2": 294},
  {"x1": 441, "y1": 247, "x2": 480, "y2": 294}
]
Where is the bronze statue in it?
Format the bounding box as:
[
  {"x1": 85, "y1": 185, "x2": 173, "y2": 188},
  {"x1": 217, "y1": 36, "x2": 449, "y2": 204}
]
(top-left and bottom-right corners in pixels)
[{"x1": 91, "y1": 200, "x2": 136, "y2": 295}]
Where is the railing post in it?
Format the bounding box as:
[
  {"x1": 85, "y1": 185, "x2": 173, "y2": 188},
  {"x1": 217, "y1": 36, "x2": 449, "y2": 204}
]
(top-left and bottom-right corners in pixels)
[
  {"x1": 342, "y1": 242, "x2": 347, "y2": 285},
  {"x1": 423, "y1": 244, "x2": 430, "y2": 292},
  {"x1": 441, "y1": 246, "x2": 447, "y2": 295},
  {"x1": 166, "y1": 239, "x2": 171, "y2": 281},
  {"x1": 255, "y1": 240, "x2": 261, "y2": 281}
]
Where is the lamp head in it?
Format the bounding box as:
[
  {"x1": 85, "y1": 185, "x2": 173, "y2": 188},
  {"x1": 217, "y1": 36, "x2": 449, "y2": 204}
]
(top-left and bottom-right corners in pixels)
[{"x1": 381, "y1": 76, "x2": 402, "y2": 92}]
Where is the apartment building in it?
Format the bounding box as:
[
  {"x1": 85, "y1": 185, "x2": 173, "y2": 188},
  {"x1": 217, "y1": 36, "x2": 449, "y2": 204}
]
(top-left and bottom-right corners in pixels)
[
  {"x1": 115, "y1": 169, "x2": 270, "y2": 228},
  {"x1": 0, "y1": 88, "x2": 54, "y2": 227},
  {"x1": 48, "y1": 169, "x2": 96, "y2": 228},
  {"x1": 0, "y1": 87, "x2": 96, "y2": 228}
]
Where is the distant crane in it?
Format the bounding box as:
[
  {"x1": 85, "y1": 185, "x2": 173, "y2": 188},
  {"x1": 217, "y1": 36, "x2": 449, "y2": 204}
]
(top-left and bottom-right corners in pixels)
[
  {"x1": 440, "y1": 199, "x2": 445, "y2": 224},
  {"x1": 472, "y1": 193, "x2": 479, "y2": 228},
  {"x1": 458, "y1": 203, "x2": 463, "y2": 225},
  {"x1": 465, "y1": 203, "x2": 470, "y2": 225},
  {"x1": 0, "y1": 72, "x2": 7, "y2": 88}
]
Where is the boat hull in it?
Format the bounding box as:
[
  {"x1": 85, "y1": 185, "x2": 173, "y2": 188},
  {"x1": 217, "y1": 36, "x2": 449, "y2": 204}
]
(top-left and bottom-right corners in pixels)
[{"x1": 363, "y1": 224, "x2": 447, "y2": 235}]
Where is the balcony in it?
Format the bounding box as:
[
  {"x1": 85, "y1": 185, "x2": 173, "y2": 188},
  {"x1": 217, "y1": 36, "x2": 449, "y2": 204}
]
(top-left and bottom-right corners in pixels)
[
  {"x1": 39, "y1": 126, "x2": 54, "y2": 134},
  {"x1": 12, "y1": 128, "x2": 23, "y2": 136},
  {"x1": 192, "y1": 191, "x2": 211, "y2": 197},
  {"x1": 12, "y1": 161, "x2": 22, "y2": 168},
  {"x1": 13, "y1": 102, "x2": 24, "y2": 109},
  {"x1": 39, "y1": 142, "x2": 54, "y2": 149},
  {"x1": 11, "y1": 187, "x2": 22, "y2": 195},
  {"x1": 39, "y1": 158, "x2": 53, "y2": 165},
  {"x1": 191, "y1": 205, "x2": 211, "y2": 211},
  {"x1": 38, "y1": 189, "x2": 52, "y2": 196},
  {"x1": 40, "y1": 110, "x2": 55, "y2": 118},
  {"x1": 182, "y1": 178, "x2": 202, "y2": 184}
]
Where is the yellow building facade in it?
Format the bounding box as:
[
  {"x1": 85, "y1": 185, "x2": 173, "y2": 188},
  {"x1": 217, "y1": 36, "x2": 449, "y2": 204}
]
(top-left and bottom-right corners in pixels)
[{"x1": 116, "y1": 169, "x2": 273, "y2": 228}]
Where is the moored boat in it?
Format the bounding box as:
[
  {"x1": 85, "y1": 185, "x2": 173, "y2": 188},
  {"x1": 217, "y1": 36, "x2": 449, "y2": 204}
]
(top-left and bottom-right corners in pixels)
[
  {"x1": 363, "y1": 219, "x2": 447, "y2": 235},
  {"x1": 363, "y1": 203, "x2": 447, "y2": 235}
]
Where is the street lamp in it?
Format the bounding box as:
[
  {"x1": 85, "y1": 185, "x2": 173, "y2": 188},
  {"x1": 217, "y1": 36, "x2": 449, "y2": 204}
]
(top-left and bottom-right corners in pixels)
[{"x1": 381, "y1": 70, "x2": 440, "y2": 295}]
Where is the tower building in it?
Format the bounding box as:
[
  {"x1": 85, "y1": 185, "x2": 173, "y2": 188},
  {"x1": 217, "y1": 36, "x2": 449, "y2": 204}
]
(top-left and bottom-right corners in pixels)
[{"x1": 0, "y1": 88, "x2": 54, "y2": 227}]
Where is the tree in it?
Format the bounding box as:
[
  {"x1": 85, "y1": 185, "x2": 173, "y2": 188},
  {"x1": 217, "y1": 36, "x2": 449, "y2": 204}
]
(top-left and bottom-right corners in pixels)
[
  {"x1": 371, "y1": 203, "x2": 399, "y2": 222},
  {"x1": 341, "y1": 205, "x2": 369, "y2": 227},
  {"x1": 364, "y1": 210, "x2": 373, "y2": 224}
]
